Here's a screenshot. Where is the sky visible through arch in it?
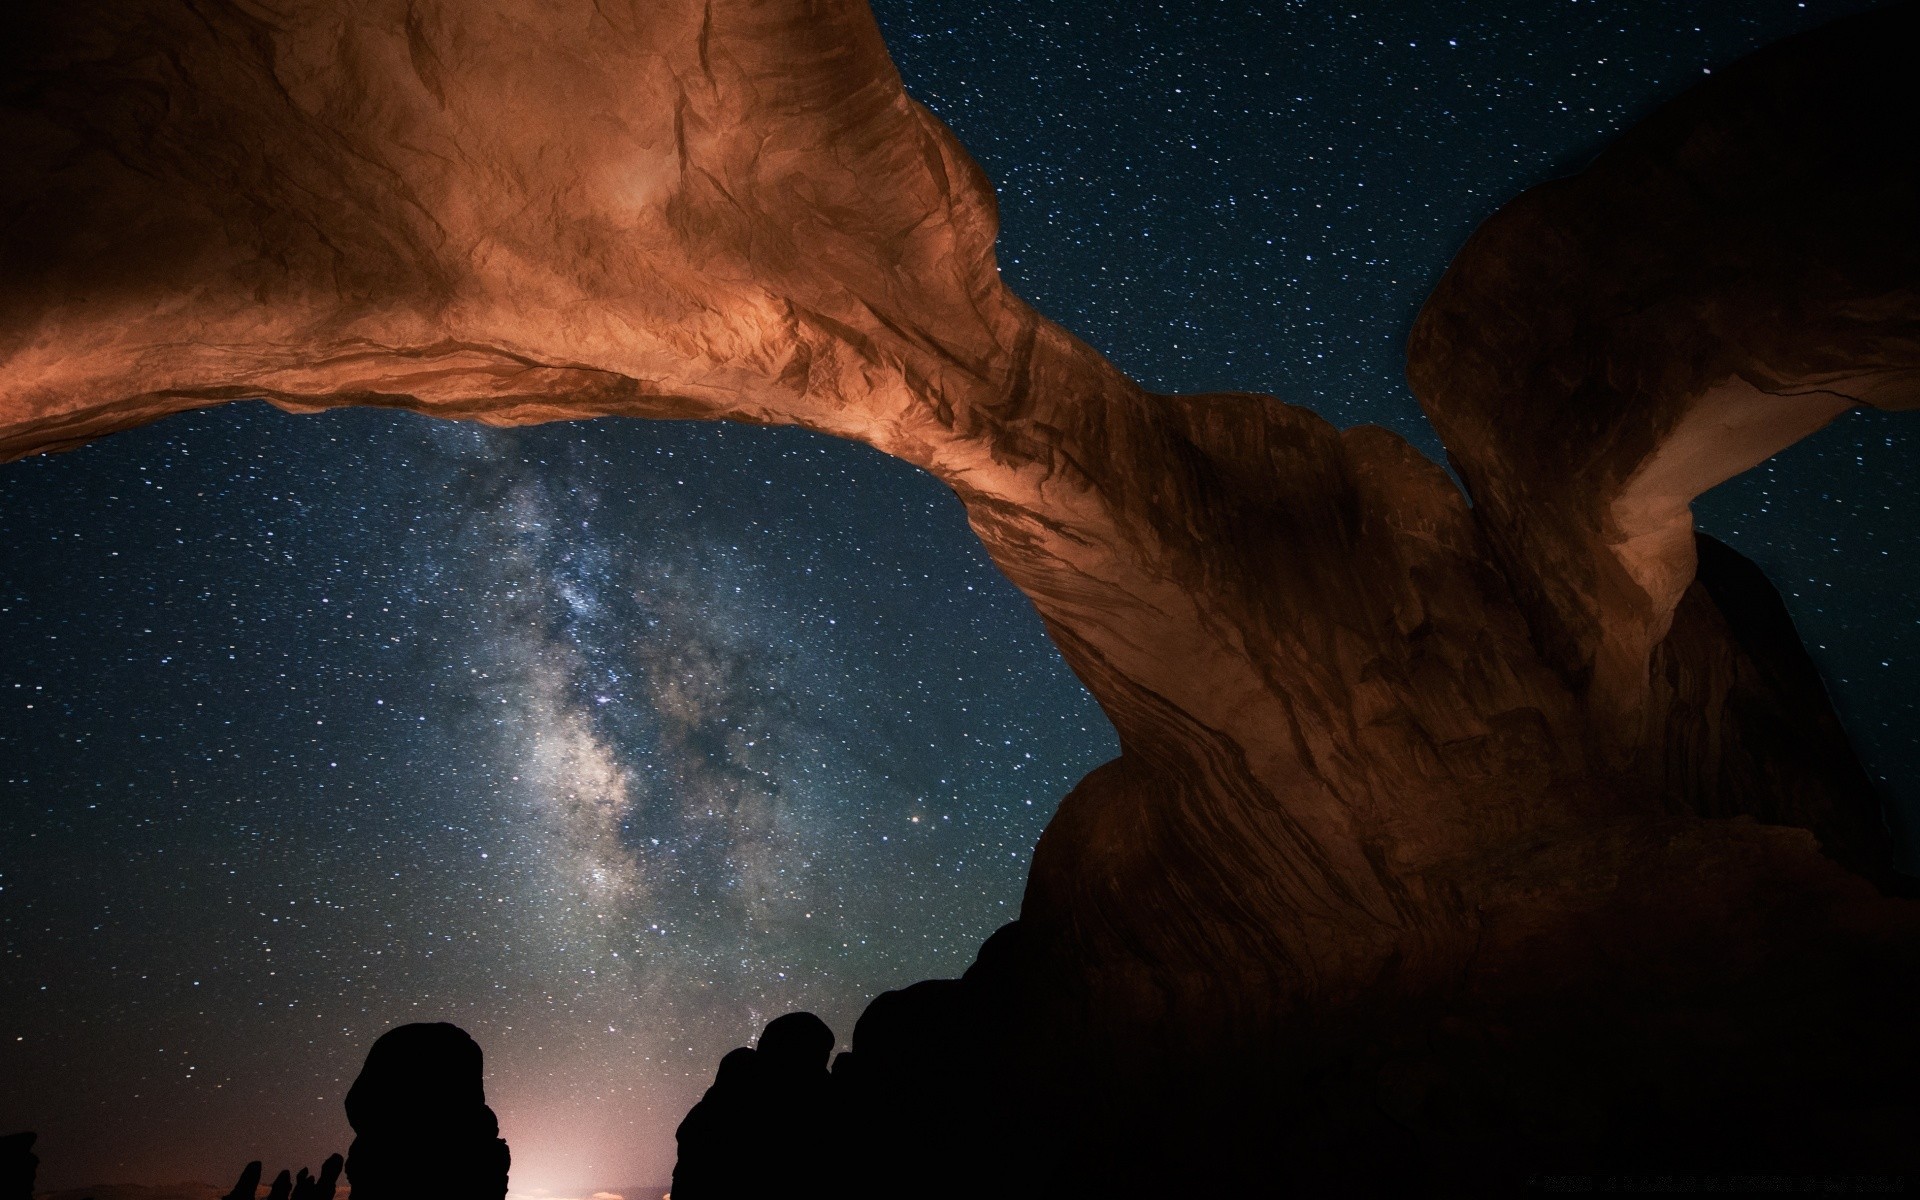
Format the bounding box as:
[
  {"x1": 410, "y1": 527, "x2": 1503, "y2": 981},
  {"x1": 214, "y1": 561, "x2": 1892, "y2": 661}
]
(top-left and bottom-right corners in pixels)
[{"x1": 1, "y1": 0, "x2": 1912, "y2": 1193}]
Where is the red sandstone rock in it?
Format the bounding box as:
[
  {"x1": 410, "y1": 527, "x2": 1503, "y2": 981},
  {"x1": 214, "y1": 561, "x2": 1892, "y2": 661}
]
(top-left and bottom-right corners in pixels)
[
  {"x1": 1409, "y1": 9, "x2": 1920, "y2": 737},
  {"x1": 0, "y1": 0, "x2": 1581, "y2": 1001},
  {"x1": 1407, "y1": 4, "x2": 1919, "y2": 884},
  {"x1": 3, "y1": 0, "x2": 1918, "y2": 1180}
]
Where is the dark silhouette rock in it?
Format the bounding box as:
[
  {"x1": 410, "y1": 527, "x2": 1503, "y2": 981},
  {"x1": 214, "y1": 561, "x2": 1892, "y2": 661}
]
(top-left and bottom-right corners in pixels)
[
  {"x1": 755, "y1": 1011, "x2": 833, "y2": 1076},
  {"x1": 344, "y1": 1023, "x2": 509, "y2": 1200},
  {"x1": 223, "y1": 1149, "x2": 343, "y2": 1200},
  {"x1": 750, "y1": 1014, "x2": 835, "y2": 1198},
  {"x1": 289, "y1": 1155, "x2": 343, "y2": 1200},
  {"x1": 835, "y1": 981, "x2": 1005, "y2": 1199},
  {"x1": 672, "y1": 1014, "x2": 837, "y2": 1200},
  {"x1": 671, "y1": 1047, "x2": 761, "y2": 1199},
  {"x1": 677, "y1": 946, "x2": 1057, "y2": 1198},
  {"x1": 220, "y1": 1162, "x2": 260, "y2": 1200},
  {"x1": 0, "y1": 1133, "x2": 35, "y2": 1200}
]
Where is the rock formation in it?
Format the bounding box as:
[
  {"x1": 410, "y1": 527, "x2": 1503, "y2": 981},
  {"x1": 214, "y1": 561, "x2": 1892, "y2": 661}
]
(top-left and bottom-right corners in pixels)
[
  {"x1": 218, "y1": 1162, "x2": 260, "y2": 1200},
  {"x1": 220, "y1": 1155, "x2": 341, "y2": 1200},
  {"x1": 344, "y1": 1023, "x2": 508, "y2": 1200},
  {"x1": 0, "y1": 1132, "x2": 35, "y2": 1200},
  {"x1": 672, "y1": 1013, "x2": 836, "y2": 1199},
  {"x1": 1408, "y1": 16, "x2": 1920, "y2": 874},
  {"x1": 3, "y1": 0, "x2": 1916, "y2": 1186}
]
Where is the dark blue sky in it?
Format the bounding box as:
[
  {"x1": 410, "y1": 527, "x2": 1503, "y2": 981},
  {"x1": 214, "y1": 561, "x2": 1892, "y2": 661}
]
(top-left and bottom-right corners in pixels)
[{"x1": 2, "y1": 1, "x2": 1908, "y2": 1192}]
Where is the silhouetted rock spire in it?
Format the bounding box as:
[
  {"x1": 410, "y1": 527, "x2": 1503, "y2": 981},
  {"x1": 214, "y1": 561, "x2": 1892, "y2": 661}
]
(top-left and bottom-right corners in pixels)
[
  {"x1": 220, "y1": 1161, "x2": 261, "y2": 1200},
  {"x1": 288, "y1": 1155, "x2": 344, "y2": 1200},
  {"x1": 0, "y1": 1132, "x2": 35, "y2": 1200},
  {"x1": 345, "y1": 1022, "x2": 509, "y2": 1200},
  {"x1": 672, "y1": 1012, "x2": 837, "y2": 1200},
  {"x1": 223, "y1": 1154, "x2": 343, "y2": 1200}
]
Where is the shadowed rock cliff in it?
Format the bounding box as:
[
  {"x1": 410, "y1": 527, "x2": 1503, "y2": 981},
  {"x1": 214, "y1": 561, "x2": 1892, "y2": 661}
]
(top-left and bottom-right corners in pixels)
[{"x1": 2, "y1": 0, "x2": 1916, "y2": 1187}]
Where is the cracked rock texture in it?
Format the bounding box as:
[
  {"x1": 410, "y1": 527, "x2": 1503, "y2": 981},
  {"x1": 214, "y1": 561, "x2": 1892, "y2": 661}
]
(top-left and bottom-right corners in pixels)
[{"x1": 3, "y1": 0, "x2": 1917, "y2": 1186}]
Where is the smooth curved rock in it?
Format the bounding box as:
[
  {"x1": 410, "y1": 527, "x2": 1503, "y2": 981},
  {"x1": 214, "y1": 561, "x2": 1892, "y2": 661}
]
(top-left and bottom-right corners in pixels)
[
  {"x1": 1408, "y1": 5, "x2": 1920, "y2": 742},
  {"x1": 3, "y1": 0, "x2": 1918, "y2": 1184},
  {"x1": 0, "y1": 0, "x2": 1583, "y2": 1009}
]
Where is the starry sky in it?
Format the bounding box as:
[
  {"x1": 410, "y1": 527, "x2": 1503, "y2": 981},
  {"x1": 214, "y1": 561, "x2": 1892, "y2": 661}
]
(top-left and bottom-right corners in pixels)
[{"x1": 1, "y1": 1, "x2": 1911, "y2": 1193}]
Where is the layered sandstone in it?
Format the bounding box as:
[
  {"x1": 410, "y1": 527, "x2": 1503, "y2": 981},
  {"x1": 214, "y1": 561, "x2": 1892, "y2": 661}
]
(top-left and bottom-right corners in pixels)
[
  {"x1": 1409, "y1": 13, "x2": 1919, "y2": 875},
  {"x1": 3, "y1": 0, "x2": 1917, "y2": 1183}
]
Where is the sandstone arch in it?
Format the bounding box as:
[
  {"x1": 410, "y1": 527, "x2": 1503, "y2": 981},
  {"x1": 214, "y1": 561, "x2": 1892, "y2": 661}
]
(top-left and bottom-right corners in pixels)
[{"x1": 5, "y1": 0, "x2": 1918, "y2": 1183}]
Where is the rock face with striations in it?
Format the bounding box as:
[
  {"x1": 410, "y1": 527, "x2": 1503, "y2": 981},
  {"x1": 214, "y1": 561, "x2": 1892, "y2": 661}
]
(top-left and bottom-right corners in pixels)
[
  {"x1": 3, "y1": 0, "x2": 1917, "y2": 1186},
  {"x1": 1408, "y1": 16, "x2": 1920, "y2": 872}
]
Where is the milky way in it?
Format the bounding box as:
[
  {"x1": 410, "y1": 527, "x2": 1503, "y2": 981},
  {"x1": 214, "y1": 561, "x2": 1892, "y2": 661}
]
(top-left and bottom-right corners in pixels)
[
  {"x1": 0, "y1": 411, "x2": 1113, "y2": 1192},
  {"x1": 2, "y1": 0, "x2": 1912, "y2": 1193}
]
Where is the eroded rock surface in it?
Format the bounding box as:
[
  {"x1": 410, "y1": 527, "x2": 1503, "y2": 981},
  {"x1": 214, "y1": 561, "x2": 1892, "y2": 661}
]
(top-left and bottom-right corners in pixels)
[
  {"x1": 4, "y1": 0, "x2": 1917, "y2": 1186},
  {"x1": 1409, "y1": 8, "x2": 1920, "y2": 820}
]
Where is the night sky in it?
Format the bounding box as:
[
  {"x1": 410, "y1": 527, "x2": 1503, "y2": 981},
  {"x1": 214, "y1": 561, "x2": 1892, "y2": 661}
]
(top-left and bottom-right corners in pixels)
[{"x1": 2, "y1": 1, "x2": 1910, "y2": 1193}]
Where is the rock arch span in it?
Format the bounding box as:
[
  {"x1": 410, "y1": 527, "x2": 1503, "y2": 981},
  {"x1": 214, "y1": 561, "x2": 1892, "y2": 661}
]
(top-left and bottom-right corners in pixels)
[{"x1": 4, "y1": 0, "x2": 1918, "y2": 1184}]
